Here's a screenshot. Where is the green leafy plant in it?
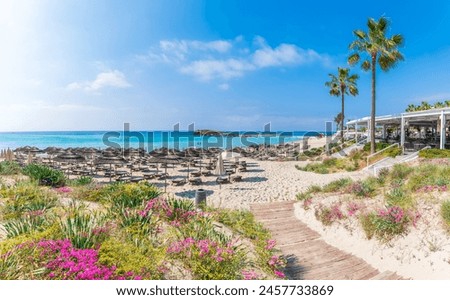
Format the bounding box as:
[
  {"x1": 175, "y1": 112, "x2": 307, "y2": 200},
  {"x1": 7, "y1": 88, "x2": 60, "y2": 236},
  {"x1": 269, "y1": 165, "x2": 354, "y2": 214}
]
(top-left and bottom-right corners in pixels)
[
  {"x1": 68, "y1": 176, "x2": 93, "y2": 186},
  {"x1": 58, "y1": 209, "x2": 109, "y2": 249},
  {"x1": 419, "y1": 149, "x2": 450, "y2": 159},
  {"x1": 3, "y1": 213, "x2": 52, "y2": 238},
  {"x1": 385, "y1": 188, "x2": 414, "y2": 209},
  {"x1": 22, "y1": 164, "x2": 66, "y2": 187},
  {"x1": 0, "y1": 161, "x2": 22, "y2": 175},
  {"x1": 322, "y1": 178, "x2": 353, "y2": 193},
  {"x1": 0, "y1": 181, "x2": 57, "y2": 220}
]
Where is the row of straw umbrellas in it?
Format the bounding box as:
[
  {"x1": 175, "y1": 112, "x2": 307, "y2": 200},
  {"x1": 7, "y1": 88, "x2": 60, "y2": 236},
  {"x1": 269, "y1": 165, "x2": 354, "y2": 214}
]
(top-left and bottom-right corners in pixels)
[{"x1": 8, "y1": 146, "x2": 244, "y2": 192}]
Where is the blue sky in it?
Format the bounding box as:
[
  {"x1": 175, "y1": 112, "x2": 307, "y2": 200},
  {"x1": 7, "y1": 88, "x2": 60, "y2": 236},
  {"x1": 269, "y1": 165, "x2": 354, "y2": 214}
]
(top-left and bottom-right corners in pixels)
[{"x1": 1, "y1": 0, "x2": 449, "y2": 131}]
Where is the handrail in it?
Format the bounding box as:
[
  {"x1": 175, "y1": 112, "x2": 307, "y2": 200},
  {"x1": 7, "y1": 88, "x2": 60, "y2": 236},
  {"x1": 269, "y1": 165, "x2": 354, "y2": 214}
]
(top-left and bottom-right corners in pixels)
[
  {"x1": 371, "y1": 145, "x2": 430, "y2": 176},
  {"x1": 366, "y1": 143, "x2": 399, "y2": 167}
]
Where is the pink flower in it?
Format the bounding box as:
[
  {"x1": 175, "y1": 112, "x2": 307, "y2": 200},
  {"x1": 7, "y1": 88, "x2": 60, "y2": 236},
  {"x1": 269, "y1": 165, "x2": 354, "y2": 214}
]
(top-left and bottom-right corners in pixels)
[
  {"x1": 265, "y1": 239, "x2": 276, "y2": 250},
  {"x1": 242, "y1": 270, "x2": 259, "y2": 280},
  {"x1": 274, "y1": 270, "x2": 285, "y2": 278}
]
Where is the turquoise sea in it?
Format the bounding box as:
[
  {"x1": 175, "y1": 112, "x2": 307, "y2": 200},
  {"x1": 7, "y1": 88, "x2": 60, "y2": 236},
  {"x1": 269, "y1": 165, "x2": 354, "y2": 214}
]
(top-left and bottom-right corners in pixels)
[{"x1": 0, "y1": 131, "x2": 320, "y2": 150}]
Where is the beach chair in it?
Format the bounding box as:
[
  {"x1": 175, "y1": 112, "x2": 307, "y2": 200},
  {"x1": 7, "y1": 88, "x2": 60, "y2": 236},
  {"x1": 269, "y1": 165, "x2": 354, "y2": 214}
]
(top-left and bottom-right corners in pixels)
[
  {"x1": 188, "y1": 177, "x2": 202, "y2": 185},
  {"x1": 230, "y1": 175, "x2": 242, "y2": 182},
  {"x1": 171, "y1": 178, "x2": 187, "y2": 186},
  {"x1": 216, "y1": 176, "x2": 230, "y2": 184}
]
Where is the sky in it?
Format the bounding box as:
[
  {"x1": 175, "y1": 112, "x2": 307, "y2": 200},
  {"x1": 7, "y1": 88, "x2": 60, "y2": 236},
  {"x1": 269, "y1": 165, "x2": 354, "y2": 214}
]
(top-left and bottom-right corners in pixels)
[{"x1": 1, "y1": 0, "x2": 450, "y2": 132}]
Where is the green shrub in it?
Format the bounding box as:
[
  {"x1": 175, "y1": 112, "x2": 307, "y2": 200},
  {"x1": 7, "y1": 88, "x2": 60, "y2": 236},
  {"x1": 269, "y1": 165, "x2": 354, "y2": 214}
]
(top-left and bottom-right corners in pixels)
[
  {"x1": 385, "y1": 188, "x2": 415, "y2": 209},
  {"x1": 322, "y1": 178, "x2": 353, "y2": 193},
  {"x1": 78, "y1": 182, "x2": 160, "y2": 207},
  {"x1": 22, "y1": 164, "x2": 66, "y2": 187},
  {"x1": 363, "y1": 142, "x2": 390, "y2": 152},
  {"x1": 296, "y1": 163, "x2": 330, "y2": 174},
  {"x1": 176, "y1": 215, "x2": 229, "y2": 245},
  {"x1": 347, "y1": 178, "x2": 378, "y2": 198},
  {"x1": 0, "y1": 223, "x2": 61, "y2": 255},
  {"x1": 314, "y1": 204, "x2": 345, "y2": 226},
  {"x1": 98, "y1": 238, "x2": 165, "y2": 279},
  {"x1": 419, "y1": 149, "x2": 450, "y2": 159},
  {"x1": 441, "y1": 201, "x2": 450, "y2": 228},
  {"x1": 377, "y1": 168, "x2": 390, "y2": 185},
  {"x1": 307, "y1": 185, "x2": 322, "y2": 193},
  {"x1": 407, "y1": 164, "x2": 450, "y2": 191},
  {"x1": 0, "y1": 182, "x2": 58, "y2": 220},
  {"x1": 3, "y1": 213, "x2": 53, "y2": 238},
  {"x1": 58, "y1": 210, "x2": 109, "y2": 249},
  {"x1": 390, "y1": 164, "x2": 413, "y2": 181},
  {"x1": 0, "y1": 161, "x2": 22, "y2": 175},
  {"x1": 215, "y1": 209, "x2": 270, "y2": 241},
  {"x1": 296, "y1": 191, "x2": 313, "y2": 201},
  {"x1": 360, "y1": 207, "x2": 410, "y2": 242},
  {"x1": 360, "y1": 213, "x2": 377, "y2": 240},
  {"x1": 68, "y1": 176, "x2": 93, "y2": 186}
]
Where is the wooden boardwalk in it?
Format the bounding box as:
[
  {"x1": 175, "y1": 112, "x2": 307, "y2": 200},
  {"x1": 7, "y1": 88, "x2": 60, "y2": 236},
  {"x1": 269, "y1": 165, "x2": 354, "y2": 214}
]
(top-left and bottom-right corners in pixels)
[{"x1": 251, "y1": 201, "x2": 403, "y2": 280}]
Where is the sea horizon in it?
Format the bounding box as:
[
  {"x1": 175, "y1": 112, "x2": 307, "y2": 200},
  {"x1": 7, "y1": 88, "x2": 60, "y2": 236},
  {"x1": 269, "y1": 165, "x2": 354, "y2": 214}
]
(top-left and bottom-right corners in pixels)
[{"x1": 0, "y1": 130, "x2": 326, "y2": 150}]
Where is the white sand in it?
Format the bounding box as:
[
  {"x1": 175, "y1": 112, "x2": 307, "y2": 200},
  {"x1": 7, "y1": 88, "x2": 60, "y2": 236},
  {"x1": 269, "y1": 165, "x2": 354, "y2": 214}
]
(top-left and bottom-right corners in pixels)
[{"x1": 158, "y1": 159, "x2": 367, "y2": 210}]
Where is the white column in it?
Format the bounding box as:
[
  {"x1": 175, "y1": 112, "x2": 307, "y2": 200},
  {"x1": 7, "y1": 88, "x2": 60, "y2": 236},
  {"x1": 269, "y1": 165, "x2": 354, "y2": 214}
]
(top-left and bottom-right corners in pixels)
[
  {"x1": 355, "y1": 123, "x2": 358, "y2": 142},
  {"x1": 401, "y1": 115, "x2": 405, "y2": 152},
  {"x1": 382, "y1": 125, "x2": 386, "y2": 139},
  {"x1": 440, "y1": 111, "x2": 446, "y2": 149}
]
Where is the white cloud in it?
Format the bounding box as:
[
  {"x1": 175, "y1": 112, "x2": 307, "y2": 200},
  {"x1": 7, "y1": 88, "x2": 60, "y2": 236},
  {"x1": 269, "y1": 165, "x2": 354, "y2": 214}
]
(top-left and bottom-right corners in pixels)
[
  {"x1": 140, "y1": 36, "x2": 331, "y2": 81},
  {"x1": 67, "y1": 70, "x2": 131, "y2": 92},
  {"x1": 180, "y1": 59, "x2": 254, "y2": 81},
  {"x1": 218, "y1": 83, "x2": 230, "y2": 91}
]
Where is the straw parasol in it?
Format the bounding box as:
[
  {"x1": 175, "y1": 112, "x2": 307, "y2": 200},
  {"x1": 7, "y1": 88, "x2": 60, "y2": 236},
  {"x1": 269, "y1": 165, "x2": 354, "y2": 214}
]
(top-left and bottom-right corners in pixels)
[
  {"x1": 148, "y1": 154, "x2": 182, "y2": 192},
  {"x1": 95, "y1": 152, "x2": 128, "y2": 182},
  {"x1": 53, "y1": 151, "x2": 86, "y2": 164}
]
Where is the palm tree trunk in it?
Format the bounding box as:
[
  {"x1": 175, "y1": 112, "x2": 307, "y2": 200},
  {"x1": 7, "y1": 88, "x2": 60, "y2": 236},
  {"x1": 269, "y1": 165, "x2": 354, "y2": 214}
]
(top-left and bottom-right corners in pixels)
[
  {"x1": 341, "y1": 89, "x2": 345, "y2": 144},
  {"x1": 370, "y1": 56, "x2": 376, "y2": 154}
]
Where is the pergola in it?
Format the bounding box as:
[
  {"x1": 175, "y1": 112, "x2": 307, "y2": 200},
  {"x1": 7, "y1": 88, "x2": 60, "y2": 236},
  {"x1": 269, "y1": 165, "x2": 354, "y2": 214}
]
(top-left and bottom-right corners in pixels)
[{"x1": 347, "y1": 108, "x2": 450, "y2": 150}]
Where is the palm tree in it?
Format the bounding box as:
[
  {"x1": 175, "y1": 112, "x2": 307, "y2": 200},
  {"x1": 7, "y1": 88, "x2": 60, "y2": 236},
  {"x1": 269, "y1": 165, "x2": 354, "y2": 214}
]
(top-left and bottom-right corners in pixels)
[
  {"x1": 325, "y1": 67, "x2": 359, "y2": 143},
  {"x1": 334, "y1": 112, "x2": 344, "y2": 128},
  {"x1": 348, "y1": 17, "x2": 404, "y2": 154},
  {"x1": 420, "y1": 101, "x2": 432, "y2": 110},
  {"x1": 445, "y1": 100, "x2": 450, "y2": 108},
  {"x1": 434, "y1": 101, "x2": 445, "y2": 109},
  {"x1": 405, "y1": 104, "x2": 417, "y2": 112}
]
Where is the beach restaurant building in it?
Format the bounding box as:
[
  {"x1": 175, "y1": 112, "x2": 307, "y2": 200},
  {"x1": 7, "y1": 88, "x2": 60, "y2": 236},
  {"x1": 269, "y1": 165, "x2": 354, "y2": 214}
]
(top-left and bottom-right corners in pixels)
[{"x1": 347, "y1": 108, "x2": 450, "y2": 151}]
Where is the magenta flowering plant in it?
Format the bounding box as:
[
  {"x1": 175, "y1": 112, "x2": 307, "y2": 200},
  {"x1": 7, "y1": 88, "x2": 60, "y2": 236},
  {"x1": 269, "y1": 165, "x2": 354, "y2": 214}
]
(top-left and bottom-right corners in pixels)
[
  {"x1": 1, "y1": 239, "x2": 143, "y2": 280},
  {"x1": 347, "y1": 202, "x2": 361, "y2": 217},
  {"x1": 315, "y1": 203, "x2": 346, "y2": 226},
  {"x1": 361, "y1": 206, "x2": 411, "y2": 242},
  {"x1": 416, "y1": 185, "x2": 448, "y2": 193},
  {"x1": 241, "y1": 270, "x2": 260, "y2": 280},
  {"x1": 167, "y1": 237, "x2": 246, "y2": 279}
]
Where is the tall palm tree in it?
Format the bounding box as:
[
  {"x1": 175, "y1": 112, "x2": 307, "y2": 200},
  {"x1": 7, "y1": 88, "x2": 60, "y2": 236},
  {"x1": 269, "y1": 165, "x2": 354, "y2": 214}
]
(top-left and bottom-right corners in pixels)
[
  {"x1": 348, "y1": 17, "x2": 404, "y2": 154},
  {"x1": 325, "y1": 67, "x2": 359, "y2": 143}
]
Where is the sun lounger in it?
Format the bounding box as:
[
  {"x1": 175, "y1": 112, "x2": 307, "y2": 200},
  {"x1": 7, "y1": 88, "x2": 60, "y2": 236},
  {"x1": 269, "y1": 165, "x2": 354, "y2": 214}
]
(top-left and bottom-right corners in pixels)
[
  {"x1": 188, "y1": 177, "x2": 202, "y2": 185},
  {"x1": 216, "y1": 176, "x2": 230, "y2": 184},
  {"x1": 171, "y1": 178, "x2": 187, "y2": 186},
  {"x1": 230, "y1": 175, "x2": 242, "y2": 182}
]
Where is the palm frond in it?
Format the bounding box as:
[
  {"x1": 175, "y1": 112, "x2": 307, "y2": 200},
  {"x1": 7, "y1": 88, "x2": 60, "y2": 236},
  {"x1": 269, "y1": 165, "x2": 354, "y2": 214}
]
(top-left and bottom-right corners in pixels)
[
  {"x1": 348, "y1": 53, "x2": 360, "y2": 65},
  {"x1": 361, "y1": 60, "x2": 371, "y2": 71}
]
